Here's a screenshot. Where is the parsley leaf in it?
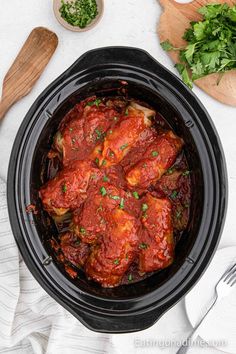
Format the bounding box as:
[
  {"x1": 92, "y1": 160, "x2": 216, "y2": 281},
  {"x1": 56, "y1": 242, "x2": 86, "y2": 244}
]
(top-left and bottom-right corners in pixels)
[
  {"x1": 170, "y1": 190, "x2": 178, "y2": 199},
  {"x1": 94, "y1": 128, "x2": 104, "y2": 140},
  {"x1": 139, "y1": 242, "x2": 148, "y2": 250},
  {"x1": 160, "y1": 40, "x2": 174, "y2": 51},
  {"x1": 119, "y1": 198, "x2": 125, "y2": 209},
  {"x1": 120, "y1": 143, "x2": 128, "y2": 151},
  {"x1": 151, "y1": 151, "x2": 159, "y2": 157},
  {"x1": 109, "y1": 195, "x2": 120, "y2": 200},
  {"x1": 100, "y1": 186, "x2": 107, "y2": 196},
  {"x1": 185, "y1": 43, "x2": 198, "y2": 63},
  {"x1": 132, "y1": 191, "x2": 139, "y2": 200},
  {"x1": 141, "y1": 203, "x2": 148, "y2": 212},
  {"x1": 87, "y1": 98, "x2": 101, "y2": 107},
  {"x1": 80, "y1": 227, "x2": 86, "y2": 234},
  {"x1": 175, "y1": 64, "x2": 193, "y2": 89},
  {"x1": 61, "y1": 184, "x2": 67, "y2": 193},
  {"x1": 182, "y1": 170, "x2": 190, "y2": 176}
]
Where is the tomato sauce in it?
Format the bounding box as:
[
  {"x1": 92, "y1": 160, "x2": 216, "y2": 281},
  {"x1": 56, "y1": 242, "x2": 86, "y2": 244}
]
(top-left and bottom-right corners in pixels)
[{"x1": 39, "y1": 96, "x2": 192, "y2": 288}]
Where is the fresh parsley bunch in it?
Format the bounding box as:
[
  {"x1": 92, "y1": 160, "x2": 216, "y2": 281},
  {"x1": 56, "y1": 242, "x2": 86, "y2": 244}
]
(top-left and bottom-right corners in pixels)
[{"x1": 161, "y1": 4, "x2": 236, "y2": 88}]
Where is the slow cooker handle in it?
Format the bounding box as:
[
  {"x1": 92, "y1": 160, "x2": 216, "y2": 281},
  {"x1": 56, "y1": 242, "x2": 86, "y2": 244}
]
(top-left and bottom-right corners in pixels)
[
  {"x1": 64, "y1": 46, "x2": 163, "y2": 77},
  {"x1": 72, "y1": 306, "x2": 167, "y2": 333}
]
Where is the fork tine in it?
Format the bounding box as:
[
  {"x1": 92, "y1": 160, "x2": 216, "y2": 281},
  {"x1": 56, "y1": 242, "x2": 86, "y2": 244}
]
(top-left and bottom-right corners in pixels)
[
  {"x1": 223, "y1": 263, "x2": 236, "y2": 282},
  {"x1": 227, "y1": 271, "x2": 236, "y2": 286},
  {"x1": 230, "y1": 277, "x2": 236, "y2": 287}
]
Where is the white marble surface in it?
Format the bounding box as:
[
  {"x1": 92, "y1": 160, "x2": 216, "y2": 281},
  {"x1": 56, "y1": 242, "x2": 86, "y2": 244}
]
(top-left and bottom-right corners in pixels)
[{"x1": 0, "y1": 0, "x2": 235, "y2": 353}]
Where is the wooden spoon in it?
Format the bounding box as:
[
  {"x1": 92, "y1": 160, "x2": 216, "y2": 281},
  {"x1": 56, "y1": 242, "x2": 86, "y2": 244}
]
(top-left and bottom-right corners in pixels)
[
  {"x1": 158, "y1": 0, "x2": 236, "y2": 106},
  {"x1": 0, "y1": 27, "x2": 58, "y2": 121}
]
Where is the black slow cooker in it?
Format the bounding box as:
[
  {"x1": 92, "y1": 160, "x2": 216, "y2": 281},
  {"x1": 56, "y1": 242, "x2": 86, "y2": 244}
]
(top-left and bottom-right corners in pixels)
[{"x1": 7, "y1": 47, "x2": 227, "y2": 333}]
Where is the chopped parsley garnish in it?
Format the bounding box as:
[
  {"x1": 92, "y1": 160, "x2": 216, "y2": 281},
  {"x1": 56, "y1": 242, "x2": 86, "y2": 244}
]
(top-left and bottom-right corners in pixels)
[
  {"x1": 119, "y1": 198, "x2": 125, "y2": 209},
  {"x1": 95, "y1": 128, "x2": 103, "y2": 139},
  {"x1": 170, "y1": 190, "x2": 178, "y2": 199},
  {"x1": 103, "y1": 175, "x2": 109, "y2": 182},
  {"x1": 141, "y1": 203, "x2": 148, "y2": 212},
  {"x1": 120, "y1": 143, "x2": 128, "y2": 151},
  {"x1": 176, "y1": 211, "x2": 182, "y2": 219},
  {"x1": 91, "y1": 174, "x2": 97, "y2": 180},
  {"x1": 95, "y1": 157, "x2": 99, "y2": 165},
  {"x1": 166, "y1": 168, "x2": 174, "y2": 175},
  {"x1": 151, "y1": 151, "x2": 159, "y2": 157},
  {"x1": 113, "y1": 259, "x2": 120, "y2": 265},
  {"x1": 108, "y1": 130, "x2": 113, "y2": 135},
  {"x1": 109, "y1": 151, "x2": 114, "y2": 157},
  {"x1": 61, "y1": 184, "x2": 67, "y2": 193},
  {"x1": 128, "y1": 274, "x2": 133, "y2": 282},
  {"x1": 110, "y1": 195, "x2": 120, "y2": 200},
  {"x1": 100, "y1": 186, "x2": 107, "y2": 196},
  {"x1": 75, "y1": 240, "x2": 81, "y2": 246},
  {"x1": 102, "y1": 159, "x2": 107, "y2": 166},
  {"x1": 87, "y1": 98, "x2": 101, "y2": 107},
  {"x1": 80, "y1": 227, "x2": 86, "y2": 234},
  {"x1": 182, "y1": 170, "x2": 190, "y2": 176},
  {"x1": 139, "y1": 242, "x2": 148, "y2": 250},
  {"x1": 59, "y1": 0, "x2": 98, "y2": 29},
  {"x1": 125, "y1": 108, "x2": 129, "y2": 116},
  {"x1": 132, "y1": 191, "x2": 139, "y2": 200},
  {"x1": 160, "y1": 4, "x2": 236, "y2": 88}
]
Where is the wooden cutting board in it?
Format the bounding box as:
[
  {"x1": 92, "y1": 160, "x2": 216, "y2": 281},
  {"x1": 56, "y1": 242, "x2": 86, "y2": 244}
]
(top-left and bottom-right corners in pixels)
[
  {"x1": 0, "y1": 27, "x2": 58, "y2": 121},
  {"x1": 158, "y1": 0, "x2": 236, "y2": 106}
]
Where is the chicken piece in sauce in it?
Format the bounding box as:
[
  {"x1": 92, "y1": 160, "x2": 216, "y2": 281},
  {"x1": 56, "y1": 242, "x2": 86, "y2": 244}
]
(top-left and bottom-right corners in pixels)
[
  {"x1": 71, "y1": 182, "x2": 126, "y2": 244},
  {"x1": 54, "y1": 97, "x2": 120, "y2": 166},
  {"x1": 155, "y1": 169, "x2": 191, "y2": 231},
  {"x1": 126, "y1": 131, "x2": 183, "y2": 189},
  {"x1": 85, "y1": 208, "x2": 139, "y2": 287},
  {"x1": 39, "y1": 160, "x2": 95, "y2": 216},
  {"x1": 59, "y1": 232, "x2": 90, "y2": 267},
  {"x1": 138, "y1": 194, "x2": 174, "y2": 273},
  {"x1": 95, "y1": 103, "x2": 155, "y2": 168}
]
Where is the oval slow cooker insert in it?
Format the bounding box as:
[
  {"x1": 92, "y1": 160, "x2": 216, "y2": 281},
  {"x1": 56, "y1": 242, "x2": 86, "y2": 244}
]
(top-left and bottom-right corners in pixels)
[{"x1": 7, "y1": 47, "x2": 227, "y2": 333}]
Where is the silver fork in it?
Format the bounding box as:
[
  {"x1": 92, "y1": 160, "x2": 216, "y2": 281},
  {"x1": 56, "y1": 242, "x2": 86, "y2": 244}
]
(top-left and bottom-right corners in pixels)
[{"x1": 177, "y1": 263, "x2": 236, "y2": 354}]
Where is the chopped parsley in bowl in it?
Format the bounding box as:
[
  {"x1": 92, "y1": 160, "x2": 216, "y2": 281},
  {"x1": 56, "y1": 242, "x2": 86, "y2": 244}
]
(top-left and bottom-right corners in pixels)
[{"x1": 53, "y1": 0, "x2": 103, "y2": 32}]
